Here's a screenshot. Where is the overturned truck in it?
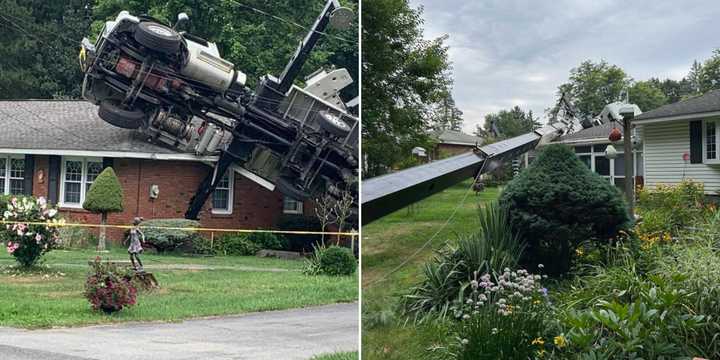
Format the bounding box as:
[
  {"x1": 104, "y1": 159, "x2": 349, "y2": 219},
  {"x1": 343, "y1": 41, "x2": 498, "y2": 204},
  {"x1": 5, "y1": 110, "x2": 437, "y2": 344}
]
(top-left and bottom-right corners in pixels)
[{"x1": 78, "y1": 0, "x2": 358, "y2": 221}]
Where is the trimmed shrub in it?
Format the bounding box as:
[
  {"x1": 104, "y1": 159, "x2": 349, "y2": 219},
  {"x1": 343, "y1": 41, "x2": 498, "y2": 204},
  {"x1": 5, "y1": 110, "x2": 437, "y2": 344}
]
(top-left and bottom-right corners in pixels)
[
  {"x1": 499, "y1": 144, "x2": 632, "y2": 276},
  {"x1": 403, "y1": 202, "x2": 524, "y2": 319},
  {"x1": 247, "y1": 231, "x2": 287, "y2": 250},
  {"x1": 2, "y1": 196, "x2": 62, "y2": 267},
  {"x1": 83, "y1": 167, "x2": 123, "y2": 251},
  {"x1": 216, "y1": 234, "x2": 261, "y2": 256},
  {"x1": 318, "y1": 246, "x2": 356, "y2": 276},
  {"x1": 276, "y1": 214, "x2": 323, "y2": 252},
  {"x1": 84, "y1": 257, "x2": 137, "y2": 314},
  {"x1": 141, "y1": 218, "x2": 200, "y2": 253}
]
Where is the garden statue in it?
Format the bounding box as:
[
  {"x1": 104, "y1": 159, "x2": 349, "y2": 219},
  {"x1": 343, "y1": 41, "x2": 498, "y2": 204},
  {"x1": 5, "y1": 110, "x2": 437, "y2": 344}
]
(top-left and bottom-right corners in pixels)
[{"x1": 126, "y1": 217, "x2": 145, "y2": 272}]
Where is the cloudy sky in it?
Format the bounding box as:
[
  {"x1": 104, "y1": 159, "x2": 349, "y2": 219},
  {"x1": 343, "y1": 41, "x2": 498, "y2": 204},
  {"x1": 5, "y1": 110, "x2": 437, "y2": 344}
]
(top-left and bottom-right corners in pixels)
[{"x1": 409, "y1": 0, "x2": 720, "y2": 134}]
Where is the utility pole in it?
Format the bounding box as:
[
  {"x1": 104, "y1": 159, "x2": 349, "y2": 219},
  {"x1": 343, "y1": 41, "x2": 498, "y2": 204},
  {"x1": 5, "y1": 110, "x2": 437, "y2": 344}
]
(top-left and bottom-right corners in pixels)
[{"x1": 620, "y1": 109, "x2": 635, "y2": 217}]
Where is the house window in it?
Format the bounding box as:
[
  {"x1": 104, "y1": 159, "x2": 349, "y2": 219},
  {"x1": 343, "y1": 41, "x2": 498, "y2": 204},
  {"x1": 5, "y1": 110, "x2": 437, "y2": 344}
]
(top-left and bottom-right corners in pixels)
[
  {"x1": 706, "y1": 120, "x2": 717, "y2": 160},
  {"x1": 283, "y1": 197, "x2": 304, "y2": 215},
  {"x1": 574, "y1": 146, "x2": 642, "y2": 189},
  {"x1": 60, "y1": 157, "x2": 103, "y2": 207},
  {"x1": 0, "y1": 156, "x2": 25, "y2": 195},
  {"x1": 212, "y1": 171, "x2": 233, "y2": 214}
]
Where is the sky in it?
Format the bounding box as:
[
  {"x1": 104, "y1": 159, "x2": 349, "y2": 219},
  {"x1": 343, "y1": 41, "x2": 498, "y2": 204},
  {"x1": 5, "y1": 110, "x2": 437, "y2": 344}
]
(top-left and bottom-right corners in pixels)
[{"x1": 408, "y1": 0, "x2": 720, "y2": 134}]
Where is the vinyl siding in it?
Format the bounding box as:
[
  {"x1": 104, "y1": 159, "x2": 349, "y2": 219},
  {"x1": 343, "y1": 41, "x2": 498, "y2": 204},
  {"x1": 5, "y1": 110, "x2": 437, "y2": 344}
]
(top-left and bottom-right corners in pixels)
[{"x1": 641, "y1": 118, "x2": 720, "y2": 194}]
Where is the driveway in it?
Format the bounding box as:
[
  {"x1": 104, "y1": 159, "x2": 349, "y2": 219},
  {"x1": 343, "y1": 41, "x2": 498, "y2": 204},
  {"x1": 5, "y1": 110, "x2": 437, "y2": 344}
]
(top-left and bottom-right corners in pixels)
[{"x1": 0, "y1": 303, "x2": 358, "y2": 360}]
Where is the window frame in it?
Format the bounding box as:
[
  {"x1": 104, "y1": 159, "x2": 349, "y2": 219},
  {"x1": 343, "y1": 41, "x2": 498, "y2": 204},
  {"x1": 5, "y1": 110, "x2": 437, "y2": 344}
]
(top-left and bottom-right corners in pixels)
[
  {"x1": 211, "y1": 171, "x2": 234, "y2": 215},
  {"x1": 59, "y1": 156, "x2": 103, "y2": 209},
  {"x1": 574, "y1": 145, "x2": 642, "y2": 189},
  {"x1": 0, "y1": 154, "x2": 26, "y2": 195},
  {"x1": 282, "y1": 196, "x2": 304, "y2": 215},
  {"x1": 703, "y1": 119, "x2": 720, "y2": 163}
]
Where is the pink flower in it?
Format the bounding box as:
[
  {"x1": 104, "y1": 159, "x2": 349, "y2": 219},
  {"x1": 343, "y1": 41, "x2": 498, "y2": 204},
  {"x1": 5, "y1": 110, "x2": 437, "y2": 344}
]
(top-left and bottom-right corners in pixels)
[
  {"x1": 6, "y1": 241, "x2": 19, "y2": 254},
  {"x1": 35, "y1": 233, "x2": 42, "y2": 243}
]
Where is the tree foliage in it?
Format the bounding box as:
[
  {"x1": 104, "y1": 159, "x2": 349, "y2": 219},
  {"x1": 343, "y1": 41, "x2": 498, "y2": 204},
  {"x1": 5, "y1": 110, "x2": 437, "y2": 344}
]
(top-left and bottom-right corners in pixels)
[
  {"x1": 476, "y1": 106, "x2": 540, "y2": 140},
  {"x1": 628, "y1": 80, "x2": 668, "y2": 113},
  {"x1": 362, "y1": 0, "x2": 453, "y2": 176},
  {"x1": 83, "y1": 167, "x2": 124, "y2": 213},
  {"x1": 0, "y1": 0, "x2": 358, "y2": 99},
  {"x1": 499, "y1": 144, "x2": 632, "y2": 276},
  {"x1": 557, "y1": 60, "x2": 631, "y2": 119}
]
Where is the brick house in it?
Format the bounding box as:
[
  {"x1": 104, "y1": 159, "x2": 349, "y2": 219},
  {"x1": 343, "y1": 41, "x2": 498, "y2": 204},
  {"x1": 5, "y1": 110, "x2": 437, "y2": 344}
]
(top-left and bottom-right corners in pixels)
[{"x1": 0, "y1": 100, "x2": 312, "y2": 242}]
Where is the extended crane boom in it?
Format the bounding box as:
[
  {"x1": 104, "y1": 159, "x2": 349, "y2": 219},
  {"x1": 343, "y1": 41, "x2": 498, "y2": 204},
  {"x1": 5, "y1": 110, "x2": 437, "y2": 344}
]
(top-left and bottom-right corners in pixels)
[{"x1": 361, "y1": 97, "x2": 586, "y2": 225}]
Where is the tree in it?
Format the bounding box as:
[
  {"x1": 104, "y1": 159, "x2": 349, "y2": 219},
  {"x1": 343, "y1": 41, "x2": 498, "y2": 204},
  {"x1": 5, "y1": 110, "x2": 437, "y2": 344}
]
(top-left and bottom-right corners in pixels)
[
  {"x1": 83, "y1": 167, "x2": 124, "y2": 251},
  {"x1": 479, "y1": 106, "x2": 540, "y2": 139},
  {"x1": 688, "y1": 60, "x2": 703, "y2": 94},
  {"x1": 628, "y1": 80, "x2": 668, "y2": 112},
  {"x1": 1, "y1": 0, "x2": 358, "y2": 99},
  {"x1": 557, "y1": 60, "x2": 631, "y2": 119},
  {"x1": 362, "y1": 0, "x2": 452, "y2": 176},
  {"x1": 499, "y1": 144, "x2": 632, "y2": 276},
  {"x1": 699, "y1": 49, "x2": 720, "y2": 94},
  {"x1": 647, "y1": 77, "x2": 694, "y2": 104},
  {"x1": 431, "y1": 93, "x2": 464, "y2": 131},
  {"x1": 0, "y1": 0, "x2": 92, "y2": 99}
]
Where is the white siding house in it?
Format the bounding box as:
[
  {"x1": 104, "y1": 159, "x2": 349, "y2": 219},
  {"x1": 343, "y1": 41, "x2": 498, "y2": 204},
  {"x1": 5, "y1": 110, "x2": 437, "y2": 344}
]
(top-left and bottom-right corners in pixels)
[{"x1": 633, "y1": 89, "x2": 720, "y2": 195}]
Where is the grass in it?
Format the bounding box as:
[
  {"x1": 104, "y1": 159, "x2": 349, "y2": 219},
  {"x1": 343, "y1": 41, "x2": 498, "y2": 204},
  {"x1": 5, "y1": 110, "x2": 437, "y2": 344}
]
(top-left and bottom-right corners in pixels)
[
  {"x1": 311, "y1": 351, "x2": 358, "y2": 360},
  {"x1": 361, "y1": 180, "x2": 500, "y2": 359},
  {"x1": 0, "y1": 248, "x2": 357, "y2": 328}
]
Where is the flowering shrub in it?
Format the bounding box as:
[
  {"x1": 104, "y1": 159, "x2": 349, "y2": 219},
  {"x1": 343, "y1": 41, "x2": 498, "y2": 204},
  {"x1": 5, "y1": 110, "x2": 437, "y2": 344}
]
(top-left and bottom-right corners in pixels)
[
  {"x1": 2, "y1": 196, "x2": 62, "y2": 267},
  {"x1": 84, "y1": 257, "x2": 137, "y2": 314},
  {"x1": 636, "y1": 180, "x2": 709, "y2": 248},
  {"x1": 437, "y1": 267, "x2": 557, "y2": 360}
]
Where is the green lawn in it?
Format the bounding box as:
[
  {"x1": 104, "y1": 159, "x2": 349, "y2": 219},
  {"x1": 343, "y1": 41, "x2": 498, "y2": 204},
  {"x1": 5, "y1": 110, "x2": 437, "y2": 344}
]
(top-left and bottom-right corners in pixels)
[
  {"x1": 0, "y1": 248, "x2": 357, "y2": 328},
  {"x1": 311, "y1": 351, "x2": 358, "y2": 360},
  {"x1": 361, "y1": 180, "x2": 500, "y2": 359}
]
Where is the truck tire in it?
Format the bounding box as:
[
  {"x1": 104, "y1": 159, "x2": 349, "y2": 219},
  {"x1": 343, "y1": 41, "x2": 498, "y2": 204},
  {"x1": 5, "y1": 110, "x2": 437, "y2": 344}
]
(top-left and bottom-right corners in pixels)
[
  {"x1": 98, "y1": 100, "x2": 146, "y2": 129},
  {"x1": 317, "y1": 111, "x2": 351, "y2": 137},
  {"x1": 275, "y1": 177, "x2": 310, "y2": 201},
  {"x1": 134, "y1": 22, "x2": 182, "y2": 55}
]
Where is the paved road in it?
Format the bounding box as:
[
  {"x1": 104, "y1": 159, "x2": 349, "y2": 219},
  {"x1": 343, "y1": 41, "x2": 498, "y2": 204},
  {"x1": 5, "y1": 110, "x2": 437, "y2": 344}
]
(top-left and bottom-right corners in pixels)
[{"x1": 0, "y1": 303, "x2": 358, "y2": 360}]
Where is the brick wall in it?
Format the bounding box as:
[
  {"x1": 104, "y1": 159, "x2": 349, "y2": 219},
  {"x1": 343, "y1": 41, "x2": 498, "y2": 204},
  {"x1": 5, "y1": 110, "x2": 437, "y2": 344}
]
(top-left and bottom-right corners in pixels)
[{"x1": 30, "y1": 156, "x2": 303, "y2": 243}]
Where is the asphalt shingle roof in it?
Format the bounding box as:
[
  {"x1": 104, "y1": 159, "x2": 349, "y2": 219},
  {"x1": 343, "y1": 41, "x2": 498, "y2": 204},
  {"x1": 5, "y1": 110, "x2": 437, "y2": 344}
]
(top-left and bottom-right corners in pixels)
[
  {"x1": 0, "y1": 100, "x2": 185, "y2": 154},
  {"x1": 557, "y1": 121, "x2": 622, "y2": 142},
  {"x1": 433, "y1": 129, "x2": 484, "y2": 146},
  {"x1": 634, "y1": 89, "x2": 720, "y2": 121}
]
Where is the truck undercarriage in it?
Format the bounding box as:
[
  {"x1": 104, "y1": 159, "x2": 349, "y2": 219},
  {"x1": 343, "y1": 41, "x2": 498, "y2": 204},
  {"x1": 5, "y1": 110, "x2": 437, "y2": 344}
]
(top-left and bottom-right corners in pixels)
[{"x1": 79, "y1": 1, "x2": 358, "y2": 222}]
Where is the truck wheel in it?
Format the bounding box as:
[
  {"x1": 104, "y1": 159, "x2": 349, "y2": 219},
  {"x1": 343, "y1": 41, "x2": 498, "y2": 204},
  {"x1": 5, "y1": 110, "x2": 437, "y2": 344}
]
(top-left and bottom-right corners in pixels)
[
  {"x1": 275, "y1": 177, "x2": 310, "y2": 200},
  {"x1": 134, "y1": 22, "x2": 182, "y2": 55},
  {"x1": 98, "y1": 100, "x2": 146, "y2": 129},
  {"x1": 318, "y1": 111, "x2": 351, "y2": 137}
]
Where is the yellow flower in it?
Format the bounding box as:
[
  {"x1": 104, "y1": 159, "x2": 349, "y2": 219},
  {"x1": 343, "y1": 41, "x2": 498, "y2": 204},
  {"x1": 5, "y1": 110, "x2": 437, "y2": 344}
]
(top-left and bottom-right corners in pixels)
[
  {"x1": 554, "y1": 335, "x2": 566, "y2": 348},
  {"x1": 531, "y1": 337, "x2": 544, "y2": 346},
  {"x1": 575, "y1": 248, "x2": 584, "y2": 257},
  {"x1": 536, "y1": 349, "x2": 546, "y2": 358},
  {"x1": 533, "y1": 299, "x2": 541, "y2": 305}
]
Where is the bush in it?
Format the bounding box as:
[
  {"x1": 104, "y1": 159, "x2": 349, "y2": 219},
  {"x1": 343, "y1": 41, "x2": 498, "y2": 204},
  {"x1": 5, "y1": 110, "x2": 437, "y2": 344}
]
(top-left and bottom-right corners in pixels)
[
  {"x1": 554, "y1": 240, "x2": 720, "y2": 358},
  {"x1": 246, "y1": 231, "x2": 287, "y2": 250},
  {"x1": 434, "y1": 269, "x2": 552, "y2": 360},
  {"x1": 636, "y1": 180, "x2": 708, "y2": 247},
  {"x1": 216, "y1": 234, "x2": 261, "y2": 256},
  {"x1": 403, "y1": 202, "x2": 524, "y2": 319},
  {"x1": 141, "y1": 218, "x2": 200, "y2": 253},
  {"x1": 84, "y1": 257, "x2": 137, "y2": 314},
  {"x1": 276, "y1": 215, "x2": 323, "y2": 252},
  {"x1": 2, "y1": 196, "x2": 62, "y2": 267},
  {"x1": 499, "y1": 144, "x2": 632, "y2": 276},
  {"x1": 82, "y1": 167, "x2": 123, "y2": 213},
  {"x1": 307, "y1": 245, "x2": 356, "y2": 276}
]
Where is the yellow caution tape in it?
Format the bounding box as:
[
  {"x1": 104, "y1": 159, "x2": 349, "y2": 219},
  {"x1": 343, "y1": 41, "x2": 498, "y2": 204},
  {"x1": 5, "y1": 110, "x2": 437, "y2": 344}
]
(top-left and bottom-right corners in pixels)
[{"x1": 0, "y1": 220, "x2": 357, "y2": 237}]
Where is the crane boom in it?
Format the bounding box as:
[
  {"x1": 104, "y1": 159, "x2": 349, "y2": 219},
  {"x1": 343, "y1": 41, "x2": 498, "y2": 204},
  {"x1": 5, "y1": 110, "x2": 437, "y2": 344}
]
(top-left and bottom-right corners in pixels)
[{"x1": 361, "y1": 104, "x2": 584, "y2": 225}]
